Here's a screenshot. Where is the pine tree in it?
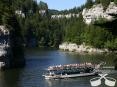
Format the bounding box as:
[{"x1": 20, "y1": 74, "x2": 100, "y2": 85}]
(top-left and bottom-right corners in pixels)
[{"x1": 85, "y1": 0, "x2": 94, "y2": 8}]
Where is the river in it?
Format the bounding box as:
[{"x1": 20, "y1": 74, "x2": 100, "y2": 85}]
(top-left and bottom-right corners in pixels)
[{"x1": 0, "y1": 49, "x2": 117, "y2": 87}]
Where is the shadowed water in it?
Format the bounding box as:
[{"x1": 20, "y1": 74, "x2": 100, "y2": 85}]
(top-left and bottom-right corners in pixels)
[{"x1": 0, "y1": 49, "x2": 117, "y2": 87}]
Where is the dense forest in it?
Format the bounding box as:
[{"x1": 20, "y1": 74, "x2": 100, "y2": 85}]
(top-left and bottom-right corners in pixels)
[
  {"x1": 11, "y1": 0, "x2": 64, "y2": 48},
  {"x1": 8, "y1": 0, "x2": 117, "y2": 50},
  {"x1": 0, "y1": 0, "x2": 117, "y2": 49},
  {"x1": 1, "y1": 0, "x2": 116, "y2": 49}
]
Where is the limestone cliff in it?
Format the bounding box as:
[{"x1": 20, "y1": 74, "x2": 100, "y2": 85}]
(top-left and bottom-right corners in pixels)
[
  {"x1": 82, "y1": 2, "x2": 117, "y2": 24},
  {"x1": 59, "y1": 42, "x2": 109, "y2": 53},
  {"x1": 0, "y1": 26, "x2": 10, "y2": 69}
]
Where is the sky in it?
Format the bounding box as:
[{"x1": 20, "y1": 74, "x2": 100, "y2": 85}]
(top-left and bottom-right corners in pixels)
[{"x1": 37, "y1": 0, "x2": 86, "y2": 11}]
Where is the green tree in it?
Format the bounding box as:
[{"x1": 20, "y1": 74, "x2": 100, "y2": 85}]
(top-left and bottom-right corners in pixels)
[
  {"x1": 64, "y1": 14, "x2": 85, "y2": 45},
  {"x1": 101, "y1": 0, "x2": 111, "y2": 9},
  {"x1": 114, "y1": 0, "x2": 117, "y2": 4},
  {"x1": 95, "y1": 0, "x2": 101, "y2": 4},
  {"x1": 85, "y1": 0, "x2": 94, "y2": 8}
]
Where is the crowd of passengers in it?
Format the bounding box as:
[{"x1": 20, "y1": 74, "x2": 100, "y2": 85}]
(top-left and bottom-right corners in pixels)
[{"x1": 48, "y1": 63, "x2": 97, "y2": 71}]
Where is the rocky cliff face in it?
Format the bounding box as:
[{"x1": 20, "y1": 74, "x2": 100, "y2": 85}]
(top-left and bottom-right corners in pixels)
[
  {"x1": 51, "y1": 13, "x2": 79, "y2": 19},
  {"x1": 0, "y1": 25, "x2": 25, "y2": 70},
  {"x1": 0, "y1": 25, "x2": 10, "y2": 69},
  {"x1": 82, "y1": 2, "x2": 117, "y2": 24}
]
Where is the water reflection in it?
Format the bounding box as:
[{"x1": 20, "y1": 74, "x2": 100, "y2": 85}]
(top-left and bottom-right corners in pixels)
[
  {"x1": 64, "y1": 52, "x2": 117, "y2": 66},
  {"x1": 0, "y1": 69, "x2": 22, "y2": 87},
  {"x1": 45, "y1": 77, "x2": 92, "y2": 87}
]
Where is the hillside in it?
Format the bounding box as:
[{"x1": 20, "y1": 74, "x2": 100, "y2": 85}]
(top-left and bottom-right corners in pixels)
[
  {"x1": 0, "y1": 0, "x2": 117, "y2": 49},
  {"x1": 61, "y1": 0, "x2": 117, "y2": 50}
]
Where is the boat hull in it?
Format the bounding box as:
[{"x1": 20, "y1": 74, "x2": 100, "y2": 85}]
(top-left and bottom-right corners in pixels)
[{"x1": 43, "y1": 72, "x2": 97, "y2": 79}]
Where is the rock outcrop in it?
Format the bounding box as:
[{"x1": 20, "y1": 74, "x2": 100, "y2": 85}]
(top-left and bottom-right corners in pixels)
[
  {"x1": 0, "y1": 25, "x2": 25, "y2": 70},
  {"x1": 82, "y1": 2, "x2": 117, "y2": 24},
  {"x1": 51, "y1": 13, "x2": 79, "y2": 19},
  {"x1": 59, "y1": 42, "x2": 109, "y2": 53},
  {"x1": 0, "y1": 25, "x2": 10, "y2": 69},
  {"x1": 15, "y1": 10, "x2": 25, "y2": 18}
]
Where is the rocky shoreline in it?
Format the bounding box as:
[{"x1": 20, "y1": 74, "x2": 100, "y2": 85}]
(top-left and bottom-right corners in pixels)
[{"x1": 59, "y1": 42, "x2": 115, "y2": 53}]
